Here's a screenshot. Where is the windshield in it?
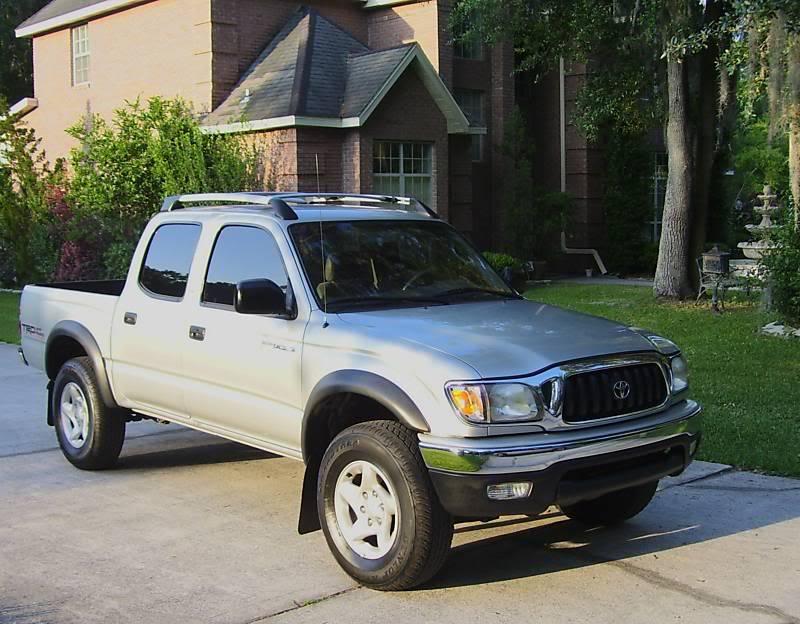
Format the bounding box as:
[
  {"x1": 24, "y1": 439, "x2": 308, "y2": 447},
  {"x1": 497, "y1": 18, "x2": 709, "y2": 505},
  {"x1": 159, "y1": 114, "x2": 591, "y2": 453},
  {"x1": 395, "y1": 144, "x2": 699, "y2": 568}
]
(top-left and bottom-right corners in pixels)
[{"x1": 289, "y1": 220, "x2": 516, "y2": 311}]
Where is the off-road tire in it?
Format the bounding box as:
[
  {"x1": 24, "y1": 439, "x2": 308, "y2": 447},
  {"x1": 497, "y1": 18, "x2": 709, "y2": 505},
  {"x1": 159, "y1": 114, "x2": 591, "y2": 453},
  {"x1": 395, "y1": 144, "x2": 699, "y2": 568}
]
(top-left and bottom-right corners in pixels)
[
  {"x1": 53, "y1": 357, "x2": 126, "y2": 470},
  {"x1": 559, "y1": 480, "x2": 659, "y2": 526},
  {"x1": 318, "y1": 421, "x2": 453, "y2": 590}
]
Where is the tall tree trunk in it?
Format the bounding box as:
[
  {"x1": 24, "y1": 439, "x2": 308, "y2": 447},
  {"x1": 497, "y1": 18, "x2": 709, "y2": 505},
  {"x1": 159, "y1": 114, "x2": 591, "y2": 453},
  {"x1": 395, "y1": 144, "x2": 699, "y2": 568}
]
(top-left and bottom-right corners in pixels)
[
  {"x1": 689, "y1": 0, "x2": 724, "y2": 277},
  {"x1": 789, "y1": 33, "x2": 800, "y2": 229},
  {"x1": 654, "y1": 58, "x2": 695, "y2": 299}
]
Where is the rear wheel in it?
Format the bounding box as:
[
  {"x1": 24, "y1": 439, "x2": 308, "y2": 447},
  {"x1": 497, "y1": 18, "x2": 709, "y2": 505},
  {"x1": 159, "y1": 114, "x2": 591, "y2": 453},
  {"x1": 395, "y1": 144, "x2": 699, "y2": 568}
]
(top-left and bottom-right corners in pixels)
[
  {"x1": 559, "y1": 480, "x2": 659, "y2": 526},
  {"x1": 318, "y1": 421, "x2": 453, "y2": 590},
  {"x1": 53, "y1": 357, "x2": 126, "y2": 470}
]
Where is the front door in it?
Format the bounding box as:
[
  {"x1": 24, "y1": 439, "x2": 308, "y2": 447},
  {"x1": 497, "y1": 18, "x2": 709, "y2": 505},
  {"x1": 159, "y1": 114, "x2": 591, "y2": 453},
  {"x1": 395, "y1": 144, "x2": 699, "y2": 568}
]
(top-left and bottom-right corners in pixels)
[{"x1": 182, "y1": 224, "x2": 307, "y2": 454}]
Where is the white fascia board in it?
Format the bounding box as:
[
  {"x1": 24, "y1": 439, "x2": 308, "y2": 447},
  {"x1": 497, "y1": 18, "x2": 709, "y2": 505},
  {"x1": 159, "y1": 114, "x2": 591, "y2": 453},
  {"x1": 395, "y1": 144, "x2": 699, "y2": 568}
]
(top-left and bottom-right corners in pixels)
[
  {"x1": 8, "y1": 98, "x2": 39, "y2": 117},
  {"x1": 16, "y1": 0, "x2": 147, "y2": 38},
  {"x1": 201, "y1": 115, "x2": 361, "y2": 135},
  {"x1": 357, "y1": 45, "x2": 470, "y2": 134},
  {"x1": 360, "y1": 0, "x2": 420, "y2": 9}
]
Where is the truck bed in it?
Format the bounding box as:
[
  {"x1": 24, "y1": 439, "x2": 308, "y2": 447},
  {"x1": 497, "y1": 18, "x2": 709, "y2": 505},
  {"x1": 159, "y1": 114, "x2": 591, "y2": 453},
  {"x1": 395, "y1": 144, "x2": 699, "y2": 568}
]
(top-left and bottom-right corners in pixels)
[
  {"x1": 33, "y1": 280, "x2": 126, "y2": 296},
  {"x1": 19, "y1": 281, "x2": 123, "y2": 372}
]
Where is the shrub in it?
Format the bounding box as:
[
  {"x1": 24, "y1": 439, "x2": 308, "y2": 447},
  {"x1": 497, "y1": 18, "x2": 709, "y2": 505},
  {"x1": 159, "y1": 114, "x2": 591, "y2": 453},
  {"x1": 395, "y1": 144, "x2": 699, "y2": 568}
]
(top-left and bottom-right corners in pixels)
[
  {"x1": 762, "y1": 221, "x2": 800, "y2": 323},
  {"x1": 482, "y1": 252, "x2": 523, "y2": 273},
  {"x1": 66, "y1": 97, "x2": 266, "y2": 278}
]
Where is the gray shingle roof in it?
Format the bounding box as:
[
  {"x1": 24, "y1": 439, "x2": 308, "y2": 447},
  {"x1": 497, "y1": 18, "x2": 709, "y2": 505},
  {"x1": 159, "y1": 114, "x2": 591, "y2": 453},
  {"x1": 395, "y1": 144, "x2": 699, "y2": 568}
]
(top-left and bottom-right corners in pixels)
[
  {"x1": 204, "y1": 7, "x2": 415, "y2": 126},
  {"x1": 19, "y1": 0, "x2": 115, "y2": 31}
]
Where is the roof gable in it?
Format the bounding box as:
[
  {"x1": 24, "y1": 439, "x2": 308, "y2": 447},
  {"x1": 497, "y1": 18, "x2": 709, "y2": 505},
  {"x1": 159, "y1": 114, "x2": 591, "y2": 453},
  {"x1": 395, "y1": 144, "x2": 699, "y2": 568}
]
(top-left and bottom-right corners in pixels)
[{"x1": 204, "y1": 9, "x2": 468, "y2": 135}]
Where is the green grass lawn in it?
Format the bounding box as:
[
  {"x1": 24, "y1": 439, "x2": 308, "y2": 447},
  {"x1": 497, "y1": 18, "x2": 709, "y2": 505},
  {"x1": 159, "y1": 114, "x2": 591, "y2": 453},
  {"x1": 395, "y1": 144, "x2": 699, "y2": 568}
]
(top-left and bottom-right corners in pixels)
[
  {"x1": 0, "y1": 292, "x2": 20, "y2": 345},
  {"x1": 526, "y1": 283, "x2": 800, "y2": 477}
]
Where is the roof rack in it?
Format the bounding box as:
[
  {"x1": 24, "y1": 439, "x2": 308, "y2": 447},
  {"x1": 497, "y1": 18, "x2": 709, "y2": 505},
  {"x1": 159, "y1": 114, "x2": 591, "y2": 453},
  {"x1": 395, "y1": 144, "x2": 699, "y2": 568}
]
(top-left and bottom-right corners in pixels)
[
  {"x1": 161, "y1": 193, "x2": 299, "y2": 220},
  {"x1": 160, "y1": 192, "x2": 438, "y2": 219}
]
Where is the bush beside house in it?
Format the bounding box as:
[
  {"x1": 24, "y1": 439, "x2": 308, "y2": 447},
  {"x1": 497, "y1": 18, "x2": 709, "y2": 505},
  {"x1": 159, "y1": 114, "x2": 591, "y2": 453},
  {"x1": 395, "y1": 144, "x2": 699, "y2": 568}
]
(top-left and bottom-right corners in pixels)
[{"x1": 0, "y1": 97, "x2": 265, "y2": 287}]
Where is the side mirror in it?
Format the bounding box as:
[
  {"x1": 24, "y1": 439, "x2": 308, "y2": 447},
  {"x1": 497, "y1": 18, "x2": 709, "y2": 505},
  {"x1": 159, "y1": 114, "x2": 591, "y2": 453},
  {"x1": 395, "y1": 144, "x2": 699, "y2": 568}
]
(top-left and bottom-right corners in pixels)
[{"x1": 235, "y1": 279, "x2": 289, "y2": 316}]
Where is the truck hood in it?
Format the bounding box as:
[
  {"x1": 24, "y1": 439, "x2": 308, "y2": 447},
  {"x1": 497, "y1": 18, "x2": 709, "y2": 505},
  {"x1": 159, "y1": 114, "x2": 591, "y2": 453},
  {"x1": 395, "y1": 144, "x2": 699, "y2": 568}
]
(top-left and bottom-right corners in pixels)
[{"x1": 337, "y1": 299, "x2": 656, "y2": 379}]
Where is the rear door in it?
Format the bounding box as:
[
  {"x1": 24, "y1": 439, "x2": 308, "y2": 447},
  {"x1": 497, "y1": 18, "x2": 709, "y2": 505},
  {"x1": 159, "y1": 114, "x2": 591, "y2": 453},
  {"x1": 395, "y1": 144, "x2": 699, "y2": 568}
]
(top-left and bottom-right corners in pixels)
[
  {"x1": 110, "y1": 221, "x2": 202, "y2": 419},
  {"x1": 181, "y1": 222, "x2": 308, "y2": 454}
]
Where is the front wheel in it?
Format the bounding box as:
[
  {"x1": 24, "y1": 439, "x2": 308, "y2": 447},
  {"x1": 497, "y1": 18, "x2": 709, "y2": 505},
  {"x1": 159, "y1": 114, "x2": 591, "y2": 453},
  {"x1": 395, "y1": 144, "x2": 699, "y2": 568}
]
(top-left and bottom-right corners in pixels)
[
  {"x1": 317, "y1": 421, "x2": 453, "y2": 591},
  {"x1": 559, "y1": 480, "x2": 659, "y2": 526},
  {"x1": 53, "y1": 357, "x2": 126, "y2": 470}
]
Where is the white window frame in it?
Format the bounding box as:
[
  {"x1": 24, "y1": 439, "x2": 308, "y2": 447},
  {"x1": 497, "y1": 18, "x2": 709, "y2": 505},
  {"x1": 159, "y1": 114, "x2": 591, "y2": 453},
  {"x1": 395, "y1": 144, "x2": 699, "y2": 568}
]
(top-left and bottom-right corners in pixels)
[
  {"x1": 373, "y1": 141, "x2": 434, "y2": 207},
  {"x1": 71, "y1": 24, "x2": 90, "y2": 86}
]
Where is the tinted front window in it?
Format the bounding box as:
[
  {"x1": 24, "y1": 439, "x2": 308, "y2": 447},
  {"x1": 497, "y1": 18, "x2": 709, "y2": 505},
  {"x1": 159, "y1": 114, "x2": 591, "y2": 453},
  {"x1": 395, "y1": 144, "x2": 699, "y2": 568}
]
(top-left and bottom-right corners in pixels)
[
  {"x1": 203, "y1": 226, "x2": 288, "y2": 306},
  {"x1": 139, "y1": 223, "x2": 201, "y2": 298},
  {"x1": 290, "y1": 220, "x2": 514, "y2": 311}
]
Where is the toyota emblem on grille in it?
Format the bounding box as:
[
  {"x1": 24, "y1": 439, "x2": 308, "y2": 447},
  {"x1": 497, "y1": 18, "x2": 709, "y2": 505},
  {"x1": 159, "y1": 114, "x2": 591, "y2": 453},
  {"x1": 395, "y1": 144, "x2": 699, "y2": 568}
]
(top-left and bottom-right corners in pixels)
[{"x1": 613, "y1": 380, "x2": 631, "y2": 400}]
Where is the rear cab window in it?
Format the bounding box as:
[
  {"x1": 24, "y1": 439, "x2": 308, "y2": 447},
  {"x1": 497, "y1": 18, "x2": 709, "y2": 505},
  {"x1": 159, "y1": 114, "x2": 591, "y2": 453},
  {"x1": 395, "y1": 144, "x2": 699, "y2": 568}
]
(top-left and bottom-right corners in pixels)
[{"x1": 139, "y1": 223, "x2": 202, "y2": 299}]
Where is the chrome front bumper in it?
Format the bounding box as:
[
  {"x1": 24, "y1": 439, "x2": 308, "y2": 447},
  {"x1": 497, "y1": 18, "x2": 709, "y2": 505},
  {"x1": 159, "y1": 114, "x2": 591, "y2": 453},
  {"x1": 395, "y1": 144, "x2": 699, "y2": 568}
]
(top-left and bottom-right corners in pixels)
[{"x1": 419, "y1": 400, "x2": 702, "y2": 475}]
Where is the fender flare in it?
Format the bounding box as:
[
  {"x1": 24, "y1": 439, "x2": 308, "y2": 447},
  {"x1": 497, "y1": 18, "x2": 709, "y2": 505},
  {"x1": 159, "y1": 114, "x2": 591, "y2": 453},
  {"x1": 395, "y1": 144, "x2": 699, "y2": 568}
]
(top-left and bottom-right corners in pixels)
[
  {"x1": 297, "y1": 371, "x2": 430, "y2": 535},
  {"x1": 46, "y1": 320, "x2": 118, "y2": 409},
  {"x1": 301, "y1": 370, "x2": 430, "y2": 462}
]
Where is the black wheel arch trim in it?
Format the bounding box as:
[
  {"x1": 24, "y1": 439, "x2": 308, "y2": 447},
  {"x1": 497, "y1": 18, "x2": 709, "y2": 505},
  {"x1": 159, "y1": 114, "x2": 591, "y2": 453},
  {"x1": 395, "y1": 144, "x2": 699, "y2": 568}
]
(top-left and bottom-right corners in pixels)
[
  {"x1": 301, "y1": 370, "x2": 430, "y2": 462},
  {"x1": 297, "y1": 371, "x2": 430, "y2": 535},
  {"x1": 46, "y1": 321, "x2": 119, "y2": 410}
]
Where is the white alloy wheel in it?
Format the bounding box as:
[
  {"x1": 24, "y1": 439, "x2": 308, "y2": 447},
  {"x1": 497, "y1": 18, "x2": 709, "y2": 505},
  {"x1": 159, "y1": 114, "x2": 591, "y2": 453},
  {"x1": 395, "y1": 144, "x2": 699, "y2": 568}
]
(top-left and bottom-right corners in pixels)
[
  {"x1": 333, "y1": 460, "x2": 399, "y2": 559},
  {"x1": 60, "y1": 381, "x2": 90, "y2": 449}
]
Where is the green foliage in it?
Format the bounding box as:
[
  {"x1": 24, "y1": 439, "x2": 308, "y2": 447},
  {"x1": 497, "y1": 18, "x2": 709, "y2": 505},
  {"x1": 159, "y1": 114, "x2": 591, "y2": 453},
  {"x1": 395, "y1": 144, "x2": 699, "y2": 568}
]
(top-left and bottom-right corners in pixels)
[
  {"x1": 602, "y1": 135, "x2": 653, "y2": 274},
  {"x1": 500, "y1": 107, "x2": 570, "y2": 260},
  {"x1": 66, "y1": 97, "x2": 265, "y2": 278},
  {"x1": 0, "y1": 97, "x2": 62, "y2": 286},
  {"x1": 482, "y1": 252, "x2": 523, "y2": 273},
  {"x1": 763, "y1": 221, "x2": 800, "y2": 322}
]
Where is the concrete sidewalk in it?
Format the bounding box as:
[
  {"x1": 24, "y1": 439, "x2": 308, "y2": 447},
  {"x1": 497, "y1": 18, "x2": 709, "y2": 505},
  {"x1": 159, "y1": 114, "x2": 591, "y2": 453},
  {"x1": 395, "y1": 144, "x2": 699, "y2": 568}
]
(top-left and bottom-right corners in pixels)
[{"x1": 1, "y1": 343, "x2": 798, "y2": 624}]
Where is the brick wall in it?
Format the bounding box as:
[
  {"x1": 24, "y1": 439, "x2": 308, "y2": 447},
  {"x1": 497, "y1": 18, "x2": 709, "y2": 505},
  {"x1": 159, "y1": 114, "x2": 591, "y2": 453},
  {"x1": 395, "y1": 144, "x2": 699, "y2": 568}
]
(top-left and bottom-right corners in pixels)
[
  {"x1": 367, "y1": 1, "x2": 441, "y2": 72},
  {"x1": 25, "y1": 0, "x2": 212, "y2": 161},
  {"x1": 359, "y1": 68, "x2": 449, "y2": 219}
]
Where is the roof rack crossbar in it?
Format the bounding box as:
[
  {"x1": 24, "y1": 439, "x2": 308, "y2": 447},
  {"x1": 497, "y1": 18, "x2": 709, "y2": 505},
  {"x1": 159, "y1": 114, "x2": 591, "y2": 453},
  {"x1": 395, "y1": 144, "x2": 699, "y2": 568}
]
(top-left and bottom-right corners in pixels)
[
  {"x1": 160, "y1": 192, "x2": 438, "y2": 219},
  {"x1": 161, "y1": 193, "x2": 298, "y2": 220}
]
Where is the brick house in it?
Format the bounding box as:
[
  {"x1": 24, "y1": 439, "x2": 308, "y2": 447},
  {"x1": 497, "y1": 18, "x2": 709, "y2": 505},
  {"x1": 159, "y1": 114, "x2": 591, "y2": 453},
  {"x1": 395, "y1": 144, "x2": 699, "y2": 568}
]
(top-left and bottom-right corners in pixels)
[{"x1": 14, "y1": 0, "x2": 621, "y2": 259}]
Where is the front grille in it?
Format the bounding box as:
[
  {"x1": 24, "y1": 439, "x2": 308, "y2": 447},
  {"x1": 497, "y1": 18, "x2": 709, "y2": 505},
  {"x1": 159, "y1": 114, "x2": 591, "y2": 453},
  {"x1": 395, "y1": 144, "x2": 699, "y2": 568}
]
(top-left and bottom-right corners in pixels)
[{"x1": 562, "y1": 363, "x2": 668, "y2": 423}]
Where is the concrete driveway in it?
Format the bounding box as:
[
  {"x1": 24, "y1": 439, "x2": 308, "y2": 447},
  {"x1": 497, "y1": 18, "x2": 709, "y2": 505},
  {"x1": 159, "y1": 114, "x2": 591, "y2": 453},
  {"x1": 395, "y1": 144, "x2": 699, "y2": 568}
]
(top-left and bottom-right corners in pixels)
[{"x1": 1, "y1": 343, "x2": 799, "y2": 624}]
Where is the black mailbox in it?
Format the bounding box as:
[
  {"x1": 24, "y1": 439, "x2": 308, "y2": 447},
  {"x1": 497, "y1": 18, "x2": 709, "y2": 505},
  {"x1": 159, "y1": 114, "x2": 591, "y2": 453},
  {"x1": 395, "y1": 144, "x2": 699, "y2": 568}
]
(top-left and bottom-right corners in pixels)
[{"x1": 702, "y1": 246, "x2": 731, "y2": 274}]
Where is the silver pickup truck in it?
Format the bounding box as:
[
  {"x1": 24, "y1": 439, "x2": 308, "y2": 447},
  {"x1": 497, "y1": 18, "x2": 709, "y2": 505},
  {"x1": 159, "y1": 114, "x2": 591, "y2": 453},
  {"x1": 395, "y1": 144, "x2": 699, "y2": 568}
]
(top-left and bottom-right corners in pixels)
[{"x1": 19, "y1": 192, "x2": 702, "y2": 590}]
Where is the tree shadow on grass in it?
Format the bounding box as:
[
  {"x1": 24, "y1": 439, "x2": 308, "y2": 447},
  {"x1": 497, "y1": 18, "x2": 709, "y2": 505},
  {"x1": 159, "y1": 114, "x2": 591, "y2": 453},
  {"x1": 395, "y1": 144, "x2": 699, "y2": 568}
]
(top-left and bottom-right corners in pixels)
[{"x1": 429, "y1": 472, "x2": 800, "y2": 589}]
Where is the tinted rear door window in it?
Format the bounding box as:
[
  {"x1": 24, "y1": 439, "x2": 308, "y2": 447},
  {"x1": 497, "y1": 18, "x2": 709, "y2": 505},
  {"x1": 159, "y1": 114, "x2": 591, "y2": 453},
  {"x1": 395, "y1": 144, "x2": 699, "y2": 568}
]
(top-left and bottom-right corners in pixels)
[{"x1": 139, "y1": 223, "x2": 201, "y2": 299}]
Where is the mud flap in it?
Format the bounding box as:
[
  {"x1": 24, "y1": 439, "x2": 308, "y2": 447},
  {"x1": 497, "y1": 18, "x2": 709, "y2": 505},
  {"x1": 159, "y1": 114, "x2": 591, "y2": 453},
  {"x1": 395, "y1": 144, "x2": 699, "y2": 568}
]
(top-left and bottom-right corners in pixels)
[
  {"x1": 46, "y1": 380, "x2": 54, "y2": 426},
  {"x1": 297, "y1": 458, "x2": 322, "y2": 535}
]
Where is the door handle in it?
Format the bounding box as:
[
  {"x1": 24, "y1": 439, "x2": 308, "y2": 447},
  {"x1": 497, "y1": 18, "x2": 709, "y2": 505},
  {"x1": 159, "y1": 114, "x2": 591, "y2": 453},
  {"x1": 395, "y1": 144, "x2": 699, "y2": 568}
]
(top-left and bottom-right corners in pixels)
[
  {"x1": 124, "y1": 312, "x2": 137, "y2": 326},
  {"x1": 189, "y1": 325, "x2": 206, "y2": 341}
]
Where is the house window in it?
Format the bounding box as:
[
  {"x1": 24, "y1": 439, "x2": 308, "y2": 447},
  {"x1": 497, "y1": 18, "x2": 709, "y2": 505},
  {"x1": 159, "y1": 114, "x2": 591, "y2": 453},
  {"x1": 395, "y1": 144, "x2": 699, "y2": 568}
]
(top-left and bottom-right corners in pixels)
[
  {"x1": 647, "y1": 152, "x2": 667, "y2": 242},
  {"x1": 454, "y1": 36, "x2": 484, "y2": 60},
  {"x1": 470, "y1": 134, "x2": 485, "y2": 162},
  {"x1": 454, "y1": 89, "x2": 485, "y2": 127},
  {"x1": 373, "y1": 141, "x2": 434, "y2": 206},
  {"x1": 71, "y1": 24, "x2": 90, "y2": 85}
]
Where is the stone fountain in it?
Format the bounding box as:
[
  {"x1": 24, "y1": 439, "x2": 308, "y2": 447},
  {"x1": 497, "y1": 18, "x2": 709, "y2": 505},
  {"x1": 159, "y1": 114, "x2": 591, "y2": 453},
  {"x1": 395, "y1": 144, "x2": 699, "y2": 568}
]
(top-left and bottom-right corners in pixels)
[{"x1": 731, "y1": 185, "x2": 779, "y2": 279}]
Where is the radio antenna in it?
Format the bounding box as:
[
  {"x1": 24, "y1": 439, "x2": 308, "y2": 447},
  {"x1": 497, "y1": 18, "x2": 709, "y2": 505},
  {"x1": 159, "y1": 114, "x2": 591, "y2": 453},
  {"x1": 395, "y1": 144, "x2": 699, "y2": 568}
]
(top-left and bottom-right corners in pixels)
[{"x1": 315, "y1": 153, "x2": 328, "y2": 326}]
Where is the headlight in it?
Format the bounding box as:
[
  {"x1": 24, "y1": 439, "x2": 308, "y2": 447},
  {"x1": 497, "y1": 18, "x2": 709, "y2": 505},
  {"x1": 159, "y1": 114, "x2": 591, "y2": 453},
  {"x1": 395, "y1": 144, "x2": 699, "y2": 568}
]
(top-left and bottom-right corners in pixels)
[
  {"x1": 447, "y1": 382, "x2": 543, "y2": 424},
  {"x1": 670, "y1": 354, "x2": 689, "y2": 394}
]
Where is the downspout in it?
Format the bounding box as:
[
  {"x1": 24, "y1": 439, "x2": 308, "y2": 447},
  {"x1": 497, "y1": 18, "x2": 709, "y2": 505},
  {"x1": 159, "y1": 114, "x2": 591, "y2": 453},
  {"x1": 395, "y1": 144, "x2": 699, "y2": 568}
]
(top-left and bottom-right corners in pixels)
[{"x1": 558, "y1": 58, "x2": 608, "y2": 275}]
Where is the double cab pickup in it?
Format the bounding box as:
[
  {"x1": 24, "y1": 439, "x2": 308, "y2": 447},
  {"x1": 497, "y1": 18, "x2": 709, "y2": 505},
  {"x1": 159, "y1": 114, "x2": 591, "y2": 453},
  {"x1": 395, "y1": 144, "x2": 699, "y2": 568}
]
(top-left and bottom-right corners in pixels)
[{"x1": 19, "y1": 192, "x2": 702, "y2": 590}]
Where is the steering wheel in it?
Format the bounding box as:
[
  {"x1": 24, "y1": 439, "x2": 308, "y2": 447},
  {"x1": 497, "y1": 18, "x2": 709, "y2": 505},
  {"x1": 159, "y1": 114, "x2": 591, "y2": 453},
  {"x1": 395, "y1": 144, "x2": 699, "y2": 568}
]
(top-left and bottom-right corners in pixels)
[{"x1": 402, "y1": 269, "x2": 435, "y2": 292}]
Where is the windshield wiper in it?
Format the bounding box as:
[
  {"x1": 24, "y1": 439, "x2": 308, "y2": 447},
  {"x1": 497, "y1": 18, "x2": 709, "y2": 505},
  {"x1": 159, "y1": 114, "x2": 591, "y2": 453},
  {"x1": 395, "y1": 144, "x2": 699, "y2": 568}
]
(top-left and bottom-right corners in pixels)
[
  {"x1": 327, "y1": 296, "x2": 449, "y2": 311},
  {"x1": 435, "y1": 287, "x2": 521, "y2": 300}
]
